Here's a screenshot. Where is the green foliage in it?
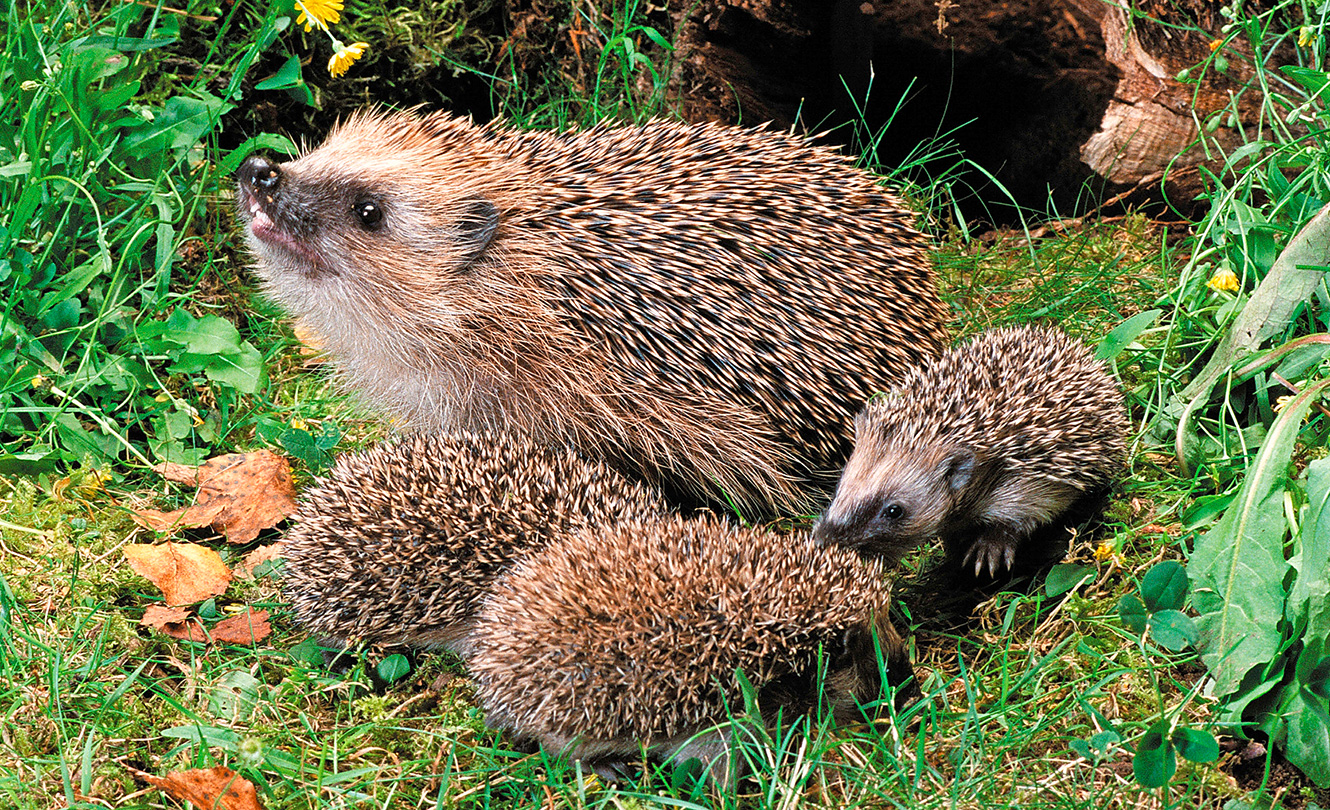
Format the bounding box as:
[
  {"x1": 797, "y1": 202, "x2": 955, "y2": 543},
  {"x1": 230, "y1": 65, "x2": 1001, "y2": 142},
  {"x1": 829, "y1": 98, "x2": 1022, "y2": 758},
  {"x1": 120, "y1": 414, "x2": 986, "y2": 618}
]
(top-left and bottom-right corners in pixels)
[
  {"x1": 275, "y1": 420, "x2": 340, "y2": 475},
  {"x1": 1187, "y1": 439, "x2": 1330, "y2": 787},
  {"x1": 1115, "y1": 561, "x2": 1216, "y2": 790},
  {"x1": 0, "y1": 0, "x2": 302, "y2": 472},
  {"x1": 1144, "y1": 2, "x2": 1330, "y2": 484}
]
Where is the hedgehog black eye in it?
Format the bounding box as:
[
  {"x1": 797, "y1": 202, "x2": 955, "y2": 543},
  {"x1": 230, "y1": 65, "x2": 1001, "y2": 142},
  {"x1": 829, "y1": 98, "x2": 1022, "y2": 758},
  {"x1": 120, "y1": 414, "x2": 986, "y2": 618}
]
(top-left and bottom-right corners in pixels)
[
  {"x1": 881, "y1": 503, "x2": 905, "y2": 521},
  {"x1": 354, "y1": 199, "x2": 383, "y2": 231}
]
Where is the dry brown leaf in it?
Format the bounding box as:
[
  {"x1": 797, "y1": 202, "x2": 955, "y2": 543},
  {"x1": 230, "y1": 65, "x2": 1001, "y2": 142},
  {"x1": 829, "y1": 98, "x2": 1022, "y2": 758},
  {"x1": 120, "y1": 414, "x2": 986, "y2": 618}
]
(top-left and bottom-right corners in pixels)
[
  {"x1": 141, "y1": 604, "x2": 190, "y2": 627},
  {"x1": 129, "y1": 765, "x2": 265, "y2": 810},
  {"x1": 212, "y1": 609, "x2": 272, "y2": 645},
  {"x1": 235, "y1": 542, "x2": 285, "y2": 580},
  {"x1": 124, "y1": 542, "x2": 233, "y2": 606},
  {"x1": 141, "y1": 604, "x2": 209, "y2": 642},
  {"x1": 133, "y1": 450, "x2": 297, "y2": 544}
]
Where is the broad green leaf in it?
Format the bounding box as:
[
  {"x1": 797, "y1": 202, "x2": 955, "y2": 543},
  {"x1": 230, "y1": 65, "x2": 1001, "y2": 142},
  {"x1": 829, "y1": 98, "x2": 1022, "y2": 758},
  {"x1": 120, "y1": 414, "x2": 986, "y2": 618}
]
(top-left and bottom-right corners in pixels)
[
  {"x1": 1284, "y1": 629, "x2": 1330, "y2": 787},
  {"x1": 35, "y1": 254, "x2": 106, "y2": 317},
  {"x1": 1284, "y1": 689, "x2": 1330, "y2": 788},
  {"x1": 1119, "y1": 594, "x2": 1148, "y2": 634},
  {"x1": 1096, "y1": 309, "x2": 1161, "y2": 361},
  {"x1": 1191, "y1": 378, "x2": 1330, "y2": 696},
  {"x1": 255, "y1": 54, "x2": 304, "y2": 90},
  {"x1": 121, "y1": 94, "x2": 234, "y2": 160},
  {"x1": 377, "y1": 654, "x2": 410, "y2": 683},
  {"x1": 287, "y1": 637, "x2": 325, "y2": 667},
  {"x1": 1141, "y1": 561, "x2": 1189, "y2": 611},
  {"x1": 1089, "y1": 730, "x2": 1121, "y2": 753},
  {"x1": 182, "y1": 341, "x2": 265, "y2": 394},
  {"x1": 1045, "y1": 563, "x2": 1094, "y2": 597},
  {"x1": 1149, "y1": 610, "x2": 1199, "y2": 652},
  {"x1": 1172, "y1": 727, "x2": 1219, "y2": 763},
  {"x1": 1282, "y1": 65, "x2": 1330, "y2": 95},
  {"x1": 281, "y1": 424, "x2": 337, "y2": 474},
  {"x1": 1290, "y1": 457, "x2": 1330, "y2": 633},
  {"x1": 1182, "y1": 492, "x2": 1237, "y2": 528},
  {"x1": 0, "y1": 450, "x2": 60, "y2": 475},
  {"x1": 209, "y1": 670, "x2": 261, "y2": 722},
  {"x1": 1173, "y1": 202, "x2": 1330, "y2": 470},
  {"x1": 141, "y1": 310, "x2": 248, "y2": 357},
  {"x1": 1133, "y1": 720, "x2": 1177, "y2": 787}
]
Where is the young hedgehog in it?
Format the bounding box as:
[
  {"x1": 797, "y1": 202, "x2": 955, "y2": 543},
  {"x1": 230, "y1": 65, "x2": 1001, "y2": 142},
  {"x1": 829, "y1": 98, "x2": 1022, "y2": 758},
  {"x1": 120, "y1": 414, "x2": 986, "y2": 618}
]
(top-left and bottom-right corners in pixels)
[
  {"x1": 467, "y1": 514, "x2": 914, "y2": 783},
  {"x1": 235, "y1": 110, "x2": 949, "y2": 514},
  {"x1": 282, "y1": 431, "x2": 668, "y2": 655},
  {"x1": 813, "y1": 324, "x2": 1127, "y2": 578}
]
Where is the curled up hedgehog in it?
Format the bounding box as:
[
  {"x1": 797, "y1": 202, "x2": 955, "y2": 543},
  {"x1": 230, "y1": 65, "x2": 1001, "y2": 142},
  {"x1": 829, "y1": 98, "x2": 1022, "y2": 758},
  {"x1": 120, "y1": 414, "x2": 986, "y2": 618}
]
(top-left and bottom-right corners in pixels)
[
  {"x1": 813, "y1": 324, "x2": 1127, "y2": 577},
  {"x1": 281, "y1": 431, "x2": 668, "y2": 655},
  {"x1": 235, "y1": 110, "x2": 949, "y2": 514},
  {"x1": 466, "y1": 514, "x2": 915, "y2": 784}
]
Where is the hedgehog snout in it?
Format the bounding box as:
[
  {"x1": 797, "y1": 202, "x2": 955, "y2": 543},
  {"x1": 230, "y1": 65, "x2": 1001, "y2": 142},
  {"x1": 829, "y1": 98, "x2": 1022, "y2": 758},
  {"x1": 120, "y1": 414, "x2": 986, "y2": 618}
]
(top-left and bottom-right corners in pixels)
[
  {"x1": 238, "y1": 154, "x2": 283, "y2": 196},
  {"x1": 810, "y1": 512, "x2": 861, "y2": 550}
]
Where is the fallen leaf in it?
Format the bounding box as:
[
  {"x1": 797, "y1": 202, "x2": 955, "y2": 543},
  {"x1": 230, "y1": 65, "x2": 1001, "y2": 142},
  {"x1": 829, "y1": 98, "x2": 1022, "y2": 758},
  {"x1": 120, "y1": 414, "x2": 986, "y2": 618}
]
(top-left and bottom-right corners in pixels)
[
  {"x1": 133, "y1": 450, "x2": 297, "y2": 544},
  {"x1": 129, "y1": 765, "x2": 265, "y2": 810},
  {"x1": 141, "y1": 604, "x2": 209, "y2": 642},
  {"x1": 212, "y1": 609, "x2": 272, "y2": 645},
  {"x1": 235, "y1": 542, "x2": 285, "y2": 580},
  {"x1": 124, "y1": 542, "x2": 233, "y2": 606},
  {"x1": 141, "y1": 604, "x2": 190, "y2": 627}
]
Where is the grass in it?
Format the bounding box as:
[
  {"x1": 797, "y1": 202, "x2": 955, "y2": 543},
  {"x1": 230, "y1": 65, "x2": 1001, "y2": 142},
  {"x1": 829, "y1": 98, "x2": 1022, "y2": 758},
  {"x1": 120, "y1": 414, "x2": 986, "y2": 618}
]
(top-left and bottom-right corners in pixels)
[{"x1": 2, "y1": 0, "x2": 1329, "y2": 807}]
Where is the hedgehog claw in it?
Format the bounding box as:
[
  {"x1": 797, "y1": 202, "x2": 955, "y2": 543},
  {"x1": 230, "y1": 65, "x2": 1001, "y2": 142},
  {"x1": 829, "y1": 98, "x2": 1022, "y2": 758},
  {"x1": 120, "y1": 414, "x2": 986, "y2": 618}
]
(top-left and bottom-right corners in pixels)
[{"x1": 964, "y1": 539, "x2": 1017, "y2": 578}]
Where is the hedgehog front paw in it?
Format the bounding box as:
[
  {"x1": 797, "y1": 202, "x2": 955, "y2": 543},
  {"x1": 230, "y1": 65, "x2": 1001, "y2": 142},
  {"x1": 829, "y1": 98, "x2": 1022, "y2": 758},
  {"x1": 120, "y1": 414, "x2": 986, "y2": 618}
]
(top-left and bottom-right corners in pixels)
[{"x1": 962, "y1": 536, "x2": 1017, "y2": 578}]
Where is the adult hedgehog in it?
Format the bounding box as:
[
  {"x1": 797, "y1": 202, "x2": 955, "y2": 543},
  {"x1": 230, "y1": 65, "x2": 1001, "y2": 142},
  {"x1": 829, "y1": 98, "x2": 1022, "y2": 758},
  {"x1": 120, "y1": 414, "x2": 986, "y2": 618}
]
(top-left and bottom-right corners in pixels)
[{"x1": 236, "y1": 111, "x2": 949, "y2": 513}]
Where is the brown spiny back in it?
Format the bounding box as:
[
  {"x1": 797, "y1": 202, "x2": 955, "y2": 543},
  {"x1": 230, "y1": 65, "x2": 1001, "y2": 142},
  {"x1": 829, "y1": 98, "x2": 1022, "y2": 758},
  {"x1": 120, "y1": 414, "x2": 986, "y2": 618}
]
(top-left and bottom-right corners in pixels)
[
  {"x1": 468, "y1": 515, "x2": 907, "y2": 745},
  {"x1": 282, "y1": 431, "x2": 668, "y2": 651}
]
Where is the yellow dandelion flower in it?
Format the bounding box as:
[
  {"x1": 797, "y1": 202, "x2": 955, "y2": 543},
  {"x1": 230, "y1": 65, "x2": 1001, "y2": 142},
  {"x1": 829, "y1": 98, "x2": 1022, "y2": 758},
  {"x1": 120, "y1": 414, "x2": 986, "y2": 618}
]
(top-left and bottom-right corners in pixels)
[
  {"x1": 1093, "y1": 542, "x2": 1116, "y2": 561},
  {"x1": 30, "y1": 373, "x2": 48, "y2": 388},
  {"x1": 1208, "y1": 38, "x2": 1223, "y2": 52},
  {"x1": 1274, "y1": 394, "x2": 1295, "y2": 413},
  {"x1": 328, "y1": 41, "x2": 369, "y2": 77},
  {"x1": 1206, "y1": 266, "x2": 1239, "y2": 293},
  {"x1": 295, "y1": 0, "x2": 341, "y2": 32},
  {"x1": 291, "y1": 418, "x2": 308, "y2": 431}
]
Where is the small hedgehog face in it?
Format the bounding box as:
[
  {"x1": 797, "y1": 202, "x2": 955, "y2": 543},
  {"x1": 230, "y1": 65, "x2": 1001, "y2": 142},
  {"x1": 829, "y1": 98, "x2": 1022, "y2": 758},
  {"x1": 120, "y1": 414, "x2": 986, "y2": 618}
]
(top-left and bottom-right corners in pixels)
[{"x1": 813, "y1": 431, "x2": 977, "y2": 564}]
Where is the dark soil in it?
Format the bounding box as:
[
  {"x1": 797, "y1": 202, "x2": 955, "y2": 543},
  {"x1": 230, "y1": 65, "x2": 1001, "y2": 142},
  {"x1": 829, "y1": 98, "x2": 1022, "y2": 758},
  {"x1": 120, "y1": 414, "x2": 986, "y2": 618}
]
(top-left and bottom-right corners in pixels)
[
  {"x1": 1220, "y1": 737, "x2": 1329, "y2": 809},
  {"x1": 673, "y1": 0, "x2": 1121, "y2": 220}
]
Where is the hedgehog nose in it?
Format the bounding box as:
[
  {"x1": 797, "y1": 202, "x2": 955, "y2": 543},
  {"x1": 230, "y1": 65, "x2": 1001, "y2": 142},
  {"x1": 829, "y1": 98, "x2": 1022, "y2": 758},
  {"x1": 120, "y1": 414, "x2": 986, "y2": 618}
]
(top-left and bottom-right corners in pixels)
[{"x1": 238, "y1": 154, "x2": 283, "y2": 194}]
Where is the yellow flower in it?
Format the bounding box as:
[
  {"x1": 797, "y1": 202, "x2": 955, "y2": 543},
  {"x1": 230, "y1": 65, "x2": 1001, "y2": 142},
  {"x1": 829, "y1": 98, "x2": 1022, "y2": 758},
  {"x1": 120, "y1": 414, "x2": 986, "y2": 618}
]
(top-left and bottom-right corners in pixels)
[
  {"x1": 291, "y1": 418, "x2": 308, "y2": 430},
  {"x1": 1299, "y1": 27, "x2": 1314, "y2": 48},
  {"x1": 1093, "y1": 542, "x2": 1116, "y2": 562},
  {"x1": 30, "y1": 373, "x2": 48, "y2": 388},
  {"x1": 328, "y1": 41, "x2": 369, "y2": 77},
  {"x1": 295, "y1": 0, "x2": 341, "y2": 32},
  {"x1": 1208, "y1": 38, "x2": 1223, "y2": 52},
  {"x1": 1274, "y1": 394, "x2": 1294, "y2": 413},
  {"x1": 1206, "y1": 266, "x2": 1240, "y2": 293}
]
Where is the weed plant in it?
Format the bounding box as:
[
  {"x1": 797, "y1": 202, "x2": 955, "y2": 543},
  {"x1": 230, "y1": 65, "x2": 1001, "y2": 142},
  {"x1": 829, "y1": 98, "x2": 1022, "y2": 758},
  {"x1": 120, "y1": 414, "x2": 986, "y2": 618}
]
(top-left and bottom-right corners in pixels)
[{"x1": 1, "y1": 0, "x2": 1330, "y2": 808}]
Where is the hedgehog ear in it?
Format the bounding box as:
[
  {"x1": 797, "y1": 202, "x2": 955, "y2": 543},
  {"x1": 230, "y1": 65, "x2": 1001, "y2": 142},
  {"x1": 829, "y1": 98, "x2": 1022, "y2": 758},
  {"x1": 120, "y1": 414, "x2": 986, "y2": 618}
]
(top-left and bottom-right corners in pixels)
[
  {"x1": 456, "y1": 197, "x2": 500, "y2": 268},
  {"x1": 938, "y1": 449, "x2": 976, "y2": 493}
]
